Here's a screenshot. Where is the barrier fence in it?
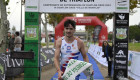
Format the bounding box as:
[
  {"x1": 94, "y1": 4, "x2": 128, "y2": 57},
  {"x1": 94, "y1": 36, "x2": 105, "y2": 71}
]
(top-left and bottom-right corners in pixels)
[
  {"x1": 0, "y1": 48, "x2": 54, "y2": 80},
  {"x1": 88, "y1": 44, "x2": 140, "y2": 80}
]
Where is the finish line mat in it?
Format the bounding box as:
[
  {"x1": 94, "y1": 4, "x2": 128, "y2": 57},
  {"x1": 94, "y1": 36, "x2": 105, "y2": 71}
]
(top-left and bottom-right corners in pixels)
[{"x1": 51, "y1": 53, "x2": 104, "y2": 80}]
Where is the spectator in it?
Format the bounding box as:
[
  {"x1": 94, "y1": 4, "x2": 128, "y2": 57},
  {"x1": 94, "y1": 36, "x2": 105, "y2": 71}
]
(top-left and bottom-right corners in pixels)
[
  {"x1": 7, "y1": 32, "x2": 11, "y2": 49},
  {"x1": 9, "y1": 34, "x2": 15, "y2": 51},
  {"x1": 21, "y1": 34, "x2": 25, "y2": 51},
  {"x1": 14, "y1": 32, "x2": 22, "y2": 51},
  {"x1": 102, "y1": 41, "x2": 113, "y2": 78}
]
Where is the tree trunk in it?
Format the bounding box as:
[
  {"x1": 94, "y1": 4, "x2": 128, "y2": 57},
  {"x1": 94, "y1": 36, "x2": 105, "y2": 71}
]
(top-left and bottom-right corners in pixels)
[
  {"x1": 42, "y1": 13, "x2": 49, "y2": 48},
  {"x1": 0, "y1": 0, "x2": 9, "y2": 53},
  {"x1": 44, "y1": 23, "x2": 49, "y2": 48}
]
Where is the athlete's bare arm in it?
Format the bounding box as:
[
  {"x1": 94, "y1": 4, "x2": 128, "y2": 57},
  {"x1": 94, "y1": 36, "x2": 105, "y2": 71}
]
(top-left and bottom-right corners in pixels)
[
  {"x1": 78, "y1": 38, "x2": 89, "y2": 62},
  {"x1": 54, "y1": 38, "x2": 63, "y2": 79},
  {"x1": 78, "y1": 38, "x2": 94, "y2": 75}
]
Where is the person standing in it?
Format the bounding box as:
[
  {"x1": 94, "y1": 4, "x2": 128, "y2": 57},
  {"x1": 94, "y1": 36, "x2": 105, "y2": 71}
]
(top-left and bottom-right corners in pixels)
[
  {"x1": 102, "y1": 41, "x2": 113, "y2": 78},
  {"x1": 14, "y1": 31, "x2": 22, "y2": 51},
  {"x1": 7, "y1": 32, "x2": 11, "y2": 49},
  {"x1": 9, "y1": 34, "x2": 15, "y2": 51},
  {"x1": 21, "y1": 34, "x2": 25, "y2": 51},
  {"x1": 54, "y1": 19, "x2": 93, "y2": 80}
]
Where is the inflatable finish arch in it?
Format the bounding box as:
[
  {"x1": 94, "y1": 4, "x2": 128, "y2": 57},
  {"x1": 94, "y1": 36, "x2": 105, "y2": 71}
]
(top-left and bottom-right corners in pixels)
[{"x1": 55, "y1": 17, "x2": 108, "y2": 46}]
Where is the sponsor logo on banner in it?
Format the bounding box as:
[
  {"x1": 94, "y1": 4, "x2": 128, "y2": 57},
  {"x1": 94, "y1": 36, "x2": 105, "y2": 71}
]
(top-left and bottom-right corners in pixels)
[
  {"x1": 40, "y1": 0, "x2": 115, "y2": 13},
  {"x1": 117, "y1": 70, "x2": 125, "y2": 78},
  {"x1": 116, "y1": 0, "x2": 129, "y2": 13},
  {"x1": 116, "y1": 42, "x2": 128, "y2": 48},
  {"x1": 29, "y1": 13, "x2": 35, "y2": 18},
  {"x1": 116, "y1": 50, "x2": 126, "y2": 58},
  {"x1": 115, "y1": 60, "x2": 126, "y2": 64},
  {"x1": 27, "y1": 28, "x2": 37, "y2": 38},
  {"x1": 116, "y1": 28, "x2": 127, "y2": 39},
  {"x1": 25, "y1": 12, "x2": 39, "y2": 25},
  {"x1": 115, "y1": 13, "x2": 129, "y2": 26},
  {"x1": 25, "y1": 26, "x2": 39, "y2": 40},
  {"x1": 115, "y1": 65, "x2": 127, "y2": 69},
  {"x1": 25, "y1": 0, "x2": 39, "y2": 12},
  {"x1": 118, "y1": 13, "x2": 125, "y2": 20},
  {"x1": 78, "y1": 19, "x2": 92, "y2": 23}
]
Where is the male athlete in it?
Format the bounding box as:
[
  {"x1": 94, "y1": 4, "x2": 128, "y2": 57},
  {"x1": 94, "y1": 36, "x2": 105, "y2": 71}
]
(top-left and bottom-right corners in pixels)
[{"x1": 54, "y1": 19, "x2": 93, "y2": 80}]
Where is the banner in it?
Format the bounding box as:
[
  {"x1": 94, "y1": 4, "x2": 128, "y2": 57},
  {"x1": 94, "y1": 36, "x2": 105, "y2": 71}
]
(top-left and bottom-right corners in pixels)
[
  {"x1": 39, "y1": 0, "x2": 115, "y2": 13},
  {"x1": 25, "y1": 0, "x2": 39, "y2": 12},
  {"x1": 25, "y1": 26, "x2": 39, "y2": 40},
  {"x1": 88, "y1": 44, "x2": 140, "y2": 80},
  {"x1": 115, "y1": 0, "x2": 129, "y2": 13},
  {"x1": 113, "y1": 13, "x2": 129, "y2": 80},
  {"x1": 24, "y1": 10, "x2": 39, "y2": 79},
  {"x1": 0, "y1": 57, "x2": 6, "y2": 80},
  {"x1": 0, "y1": 53, "x2": 24, "y2": 78},
  {"x1": 40, "y1": 48, "x2": 55, "y2": 66},
  {"x1": 62, "y1": 59, "x2": 93, "y2": 80},
  {"x1": 88, "y1": 44, "x2": 108, "y2": 67}
]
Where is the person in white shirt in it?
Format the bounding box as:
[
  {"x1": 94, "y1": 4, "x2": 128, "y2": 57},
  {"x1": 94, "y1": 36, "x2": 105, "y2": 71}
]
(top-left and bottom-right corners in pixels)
[
  {"x1": 14, "y1": 31, "x2": 22, "y2": 51},
  {"x1": 54, "y1": 19, "x2": 93, "y2": 80}
]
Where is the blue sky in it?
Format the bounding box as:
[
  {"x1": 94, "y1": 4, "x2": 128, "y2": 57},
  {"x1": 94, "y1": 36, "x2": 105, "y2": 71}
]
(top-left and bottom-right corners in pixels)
[{"x1": 7, "y1": 0, "x2": 140, "y2": 32}]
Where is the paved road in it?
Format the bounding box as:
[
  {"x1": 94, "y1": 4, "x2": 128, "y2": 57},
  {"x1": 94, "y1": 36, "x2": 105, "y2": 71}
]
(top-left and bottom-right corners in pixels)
[{"x1": 40, "y1": 46, "x2": 109, "y2": 80}]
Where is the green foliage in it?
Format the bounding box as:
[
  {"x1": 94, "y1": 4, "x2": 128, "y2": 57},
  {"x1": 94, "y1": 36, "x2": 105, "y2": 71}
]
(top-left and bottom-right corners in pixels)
[
  {"x1": 4, "y1": 0, "x2": 9, "y2": 5},
  {"x1": 41, "y1": 42, "x2": 54, "y2": 46},
  {"x1": 130, "y1": 0, "x2": 139, "y2": 13},
  {"x1": 129, "y1": 25, "x2": 140, "y2": 41},
  {"x1": 85, "y1": 25, "x2": 94, "y2": 31},
  {"x1": 84, "y1": 0, "x2": 140, "y2": 27},
  {"x1": 7, "y1": 11, "x2": 10, "y2": 14},
  {"x1": 47, "y1": 14, "x2": 75, "y2": 27},
  {"x1": 108, "y1": 32, "x2": 113, "y2": 41},
  {"x1": 84, "y1": 14, "x2": 113, "y2": 23}
]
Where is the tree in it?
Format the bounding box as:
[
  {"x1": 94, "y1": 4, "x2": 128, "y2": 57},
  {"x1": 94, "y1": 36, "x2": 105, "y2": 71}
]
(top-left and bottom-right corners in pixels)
[
  {"x1": 108, "y1": 32, "x2": 113, "y2": 42},
  {"x1": 84, "y1": 0, "x2": 140, "y2": 43},
  {"x1": 0, "y1": 0, "x2": 10, "y2": 53},
  {"x1": 84, "y1": 0, "x2": 140, "y2": 22},
  {"x1": 129, "y1": 25, "x2": 140, "y2": 42},
  {"x1": 85, "y1": 26, "x2": 94, "y2": 42},
  {"x1": 47, "y1": 13, "x2": 75, "y2": 28},
  {"x1": 41, "y1": 13, "x2": 49, "y2": 48}
]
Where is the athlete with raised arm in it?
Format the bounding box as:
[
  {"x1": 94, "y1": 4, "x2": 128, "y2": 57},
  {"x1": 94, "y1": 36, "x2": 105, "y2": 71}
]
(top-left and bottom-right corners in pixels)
[{"x1": 54, "y1": 19, "x2": 93, "y2": 80}]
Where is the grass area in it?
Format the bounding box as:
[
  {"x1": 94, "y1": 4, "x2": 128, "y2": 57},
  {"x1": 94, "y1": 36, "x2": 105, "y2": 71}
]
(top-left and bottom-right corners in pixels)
[
  {"x1": 129, "y1": 43, "x2": 140, "y2": 52},
  {"x1": 41, "y1": 42, "x2": 140, "y2": 52},
  {"x1": 41, "y1": 42, "x2": 54, "y2": 46}
]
